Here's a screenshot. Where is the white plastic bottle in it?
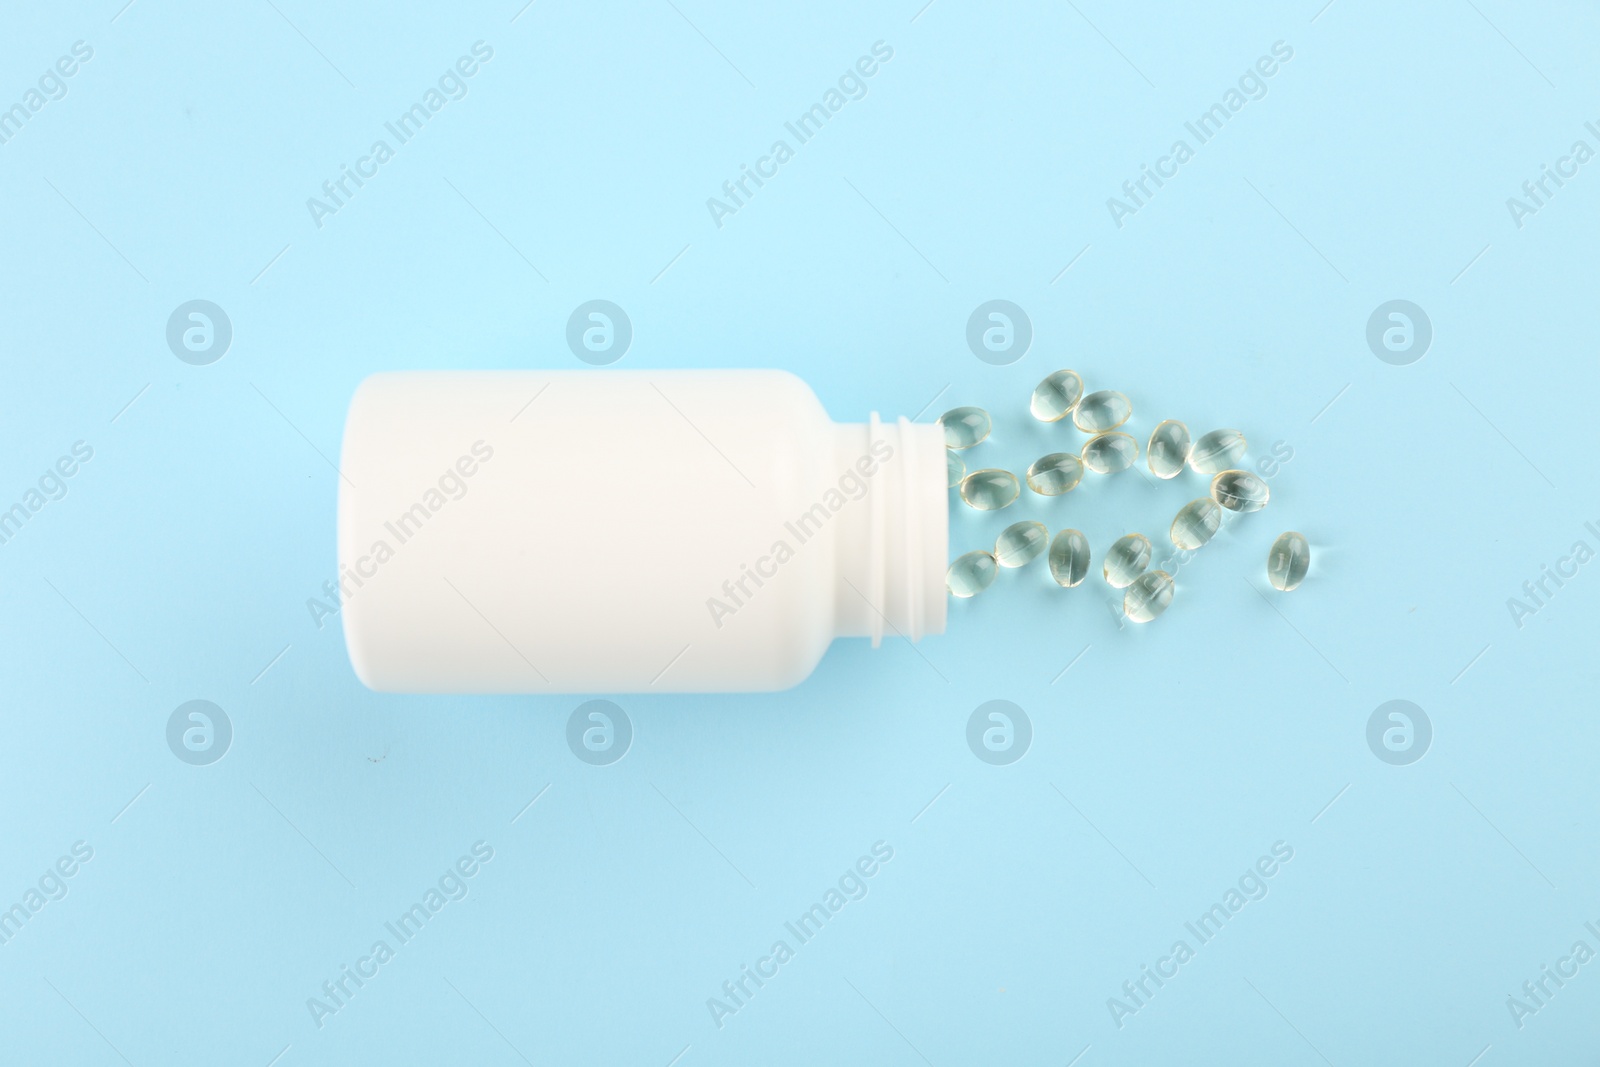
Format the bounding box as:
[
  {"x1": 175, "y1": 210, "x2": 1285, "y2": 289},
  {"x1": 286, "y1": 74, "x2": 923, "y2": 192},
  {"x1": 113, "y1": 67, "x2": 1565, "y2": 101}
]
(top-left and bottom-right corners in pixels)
[{"x1": 337, "y1": 370, "x2": 946, "y2": 693}]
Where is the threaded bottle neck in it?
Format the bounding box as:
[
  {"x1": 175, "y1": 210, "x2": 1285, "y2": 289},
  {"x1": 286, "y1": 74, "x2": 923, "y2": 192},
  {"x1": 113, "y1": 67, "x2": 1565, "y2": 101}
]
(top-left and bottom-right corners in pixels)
[{"x1": 831, "y1": 414, "x2": 947, "y2": 644}]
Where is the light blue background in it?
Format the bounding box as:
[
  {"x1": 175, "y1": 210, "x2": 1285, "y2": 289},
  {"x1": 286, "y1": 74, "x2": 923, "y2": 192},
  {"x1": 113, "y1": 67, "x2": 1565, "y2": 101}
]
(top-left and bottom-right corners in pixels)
[{"x1": 2, "y1": 0, "x2": 1595, "y2": 1063}]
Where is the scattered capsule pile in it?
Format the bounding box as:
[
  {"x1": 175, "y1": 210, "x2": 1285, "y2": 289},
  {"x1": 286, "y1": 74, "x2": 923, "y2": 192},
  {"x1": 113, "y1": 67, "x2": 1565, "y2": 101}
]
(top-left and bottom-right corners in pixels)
[{"x1": 941, "y1": 371, "x2": 1310, "y2": 623}]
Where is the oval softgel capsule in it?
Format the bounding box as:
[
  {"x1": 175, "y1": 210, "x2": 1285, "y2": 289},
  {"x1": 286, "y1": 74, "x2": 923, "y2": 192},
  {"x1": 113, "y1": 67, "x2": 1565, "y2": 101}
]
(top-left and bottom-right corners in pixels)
[
  {"x1": 1210, "y1": 469, "x2": 1270, "y2": 512},
  {"x1": 1048, "y1": 529, "x2": 1091, "y2": 587},
  {"x1": 1072, "y1": 390, "x2": 1132, "y2": 433},
  {"x1": 1268, "y1": 531, "x2": 1311, "y2": 591},
  {"x1": 1147, "y1": 420, "x2": 1192, "y2": 479}
]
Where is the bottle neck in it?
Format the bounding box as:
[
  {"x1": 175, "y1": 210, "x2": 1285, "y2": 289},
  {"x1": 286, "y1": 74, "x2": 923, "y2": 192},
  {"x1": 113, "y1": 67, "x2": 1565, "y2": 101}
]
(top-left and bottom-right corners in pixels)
[{"x1": 831, "y1": 414, "x2": 947, "y2": 644}]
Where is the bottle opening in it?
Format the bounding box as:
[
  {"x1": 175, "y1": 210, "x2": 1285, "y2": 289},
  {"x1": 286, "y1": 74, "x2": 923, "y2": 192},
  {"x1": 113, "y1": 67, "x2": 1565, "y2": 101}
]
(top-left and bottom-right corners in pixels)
[{"x1": 833, "y1": 414, "x2": 947, "y2": 645}]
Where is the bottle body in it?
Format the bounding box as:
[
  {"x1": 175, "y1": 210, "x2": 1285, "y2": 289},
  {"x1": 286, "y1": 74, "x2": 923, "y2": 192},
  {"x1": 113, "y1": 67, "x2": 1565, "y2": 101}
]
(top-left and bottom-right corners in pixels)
[{"x1": 337, "y1": 370, "x2": 946, "y2": 693}]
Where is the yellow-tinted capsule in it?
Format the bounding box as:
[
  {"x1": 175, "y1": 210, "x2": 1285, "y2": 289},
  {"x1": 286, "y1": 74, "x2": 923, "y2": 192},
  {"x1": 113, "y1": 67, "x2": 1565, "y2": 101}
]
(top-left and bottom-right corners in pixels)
[
  {"x1": 1082, "y1": 432, "x2": 1137, "y2": 473},
  {"x1": 946, "y1": 550, "x2": 998, "y2": 597},
  {"x1": 1190, "y1": 429, "x2": 1246, "y2": 474},
  {"x1": 1210, "y1": 469, "x2": 1270, "y2": 512},
  {"x1": 1103, "y1": 533, "x2": 1152, "y2": 588},
  {"x1": 995, "y1": 521, "x2": 1049, "y2": 567},
  {"x1": 1027, "y1": 452, "x2": 1084, "y2": 495},
  {"x1": 1124, "y1": 570, "x2": 1174, "y2": 623},
  {"x1": 1072, "y1": 390, "x2": 1132, "y2": 433},
  {"x1": 1031, "y1": 370, "x2": 1085, "y2": 422},
  {"x1": 1048, "y1": 528, "x2": 1091, "y2": 587},
  {"x1": 1170, "y1": 498, "x2": 1222, "y2": 550},
  {"x1": 1147, "y1": 420, "x2": 1192, "y2": 479},
  {"x1": 959, "y1": 468, "x2": 1020, "y2": 510},
  {"x1": 939, "y1": 406, "x2": 992, "y2": 449},
  {"x1": 946, "y1": 449, "x2": 965, "y2": 488},
  {"x1": 1268, "y1": 531, "x2": 1311, "y2": 591}
]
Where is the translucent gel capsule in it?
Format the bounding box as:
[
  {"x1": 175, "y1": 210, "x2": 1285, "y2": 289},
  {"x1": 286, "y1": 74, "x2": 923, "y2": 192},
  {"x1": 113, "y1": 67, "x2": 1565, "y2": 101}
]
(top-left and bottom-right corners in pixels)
[
  {"x1": 1026, "y1": 452, "x2": 1084, "y2": 495},
  {"x1": 1190, "y1": 429, "x2": 1247, "y2": 474},
  {"x1": 1072, "y1": 390, "x2": 1132, "y2": 433},
  {"x1": 946, "y1": 449, "x2": 965, "y2": 488},
  {"x1": 939, "y1": 406, "x2": 992, "y2": 450},
  {"x1": 1170, "y1": 497, "x2": 1222, "y2": 550},
  {"x1": 1210, "y1": 469, "x2": 1270, "y2": 512},
  {"x1": 1147, "y1": 420, "x2": 1192, "y2": 479},
  {"x1": 1030, "y1": 370, "x2": 1084, "y2": 422},
  {"x1": 959, "y1": 468, "x2": 1020, "y2": 510},
  {"x1": 946, "y1": 550, "x2": 998, "y2": 598},
  {"x1": 1081, "y1": 432, "x2": 1137, "y2": 473},
  {"x1": 1268, "y1": 531, "x2": 1311, "y2": 591},
  {"x1": 995, "y1": 521, "x2": 1049, "y2": 568},
  {"x1": 1048, "y1": 528, "x2": 1091, "y2": 587},
  {"x1": 1124, "y1": 569, "x2": 1175, "y2": 623},
  {"x1": 1103, "y1": 533, "x2": 1152, "y2": 588}
]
